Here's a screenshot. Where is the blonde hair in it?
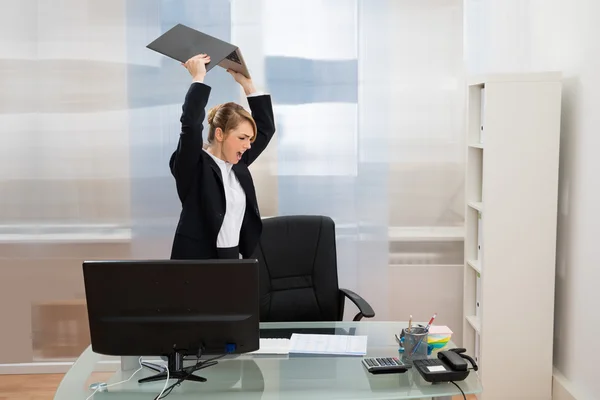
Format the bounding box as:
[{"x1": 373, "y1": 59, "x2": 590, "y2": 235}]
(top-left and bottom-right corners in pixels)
[{"x1": 206, "y1": 102, "x2": 257, "y2": 144}]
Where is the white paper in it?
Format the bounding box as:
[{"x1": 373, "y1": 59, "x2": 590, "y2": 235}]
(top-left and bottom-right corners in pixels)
[
  {"x1": 428, "y1": 365, "x2": 447, "y2": 372},
  {"x1": 428, "y1": 325, "x2": 453, "y2": 335},
  {"x1": 289, "y1": 334, "x2": 367, "y2": 356},
  {"x1": 249, "y1": 338, "x2": 290, "y2": 355}
]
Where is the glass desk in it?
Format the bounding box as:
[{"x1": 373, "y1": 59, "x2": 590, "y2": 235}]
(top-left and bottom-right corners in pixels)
[{"x1": 54, "y1": 321, "x2": 481, "y2": 400}]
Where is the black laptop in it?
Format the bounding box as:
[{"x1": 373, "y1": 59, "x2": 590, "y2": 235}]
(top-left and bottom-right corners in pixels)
[{"x1": 146, "y1": 23, "x2": 251, "y2": 78}]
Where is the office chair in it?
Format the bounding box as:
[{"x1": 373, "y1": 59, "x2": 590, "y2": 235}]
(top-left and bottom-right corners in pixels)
[{"x1": 252, "y1": 215, "x2": 375, "y2": 322}]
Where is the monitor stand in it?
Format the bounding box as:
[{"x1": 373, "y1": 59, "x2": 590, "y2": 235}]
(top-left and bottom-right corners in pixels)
[{"x1": 139, "y1": 350, "x2": 217, "y2": 384}]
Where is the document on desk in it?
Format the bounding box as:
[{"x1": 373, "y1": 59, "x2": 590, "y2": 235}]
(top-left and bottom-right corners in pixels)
[
  {"x1": 289, "y1": 334, "x2": 368, "y2": 356},
  {"x1": 249, "y1": 338, "x2": 290, "y2": 355}
]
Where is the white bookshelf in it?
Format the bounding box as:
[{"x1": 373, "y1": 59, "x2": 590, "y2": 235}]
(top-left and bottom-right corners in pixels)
[{"x1": 462, "y1": 72, "x2": 562, "y2": 399}]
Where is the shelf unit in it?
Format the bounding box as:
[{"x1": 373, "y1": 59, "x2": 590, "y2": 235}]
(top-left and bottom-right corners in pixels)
[{"x1": 462, "y1": 72, "x2": 562, "y2": 399}]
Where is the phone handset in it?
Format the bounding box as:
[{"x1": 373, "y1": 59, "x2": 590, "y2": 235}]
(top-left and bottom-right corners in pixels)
[{"x1": 439, "y1": 348, "x2": 478, "y2": 371}]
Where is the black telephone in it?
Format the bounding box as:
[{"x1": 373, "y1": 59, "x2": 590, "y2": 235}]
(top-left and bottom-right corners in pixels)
[{"x1": 413, "y1": 348, "x2": 478, "y2": 383}]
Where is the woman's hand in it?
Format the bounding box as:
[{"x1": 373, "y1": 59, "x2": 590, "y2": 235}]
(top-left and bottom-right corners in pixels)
[
  {"x1": 227, "y1": 69, "x2": 256, "y2": 96},
  {"x1": 183, "y1": 54, "x2": 211, "y2": 82}
]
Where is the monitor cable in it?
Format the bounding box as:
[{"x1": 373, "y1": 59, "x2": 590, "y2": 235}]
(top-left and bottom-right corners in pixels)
[
  {"x1": 85, "y1": 357, "x2": 144, "y2": 400},
  {"x1": 153, "y1": 361, "x2": 170, "y2": 400}
]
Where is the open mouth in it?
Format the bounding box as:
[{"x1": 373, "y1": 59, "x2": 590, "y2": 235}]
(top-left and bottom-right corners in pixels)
[{"x1": 236, "y1": 152, "x2": 243, "y2": 161}]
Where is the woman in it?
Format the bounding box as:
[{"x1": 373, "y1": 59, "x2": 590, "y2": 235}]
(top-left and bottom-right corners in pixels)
[{"x1": 169, "y1": 53, "x2": 276, "y2": 260}]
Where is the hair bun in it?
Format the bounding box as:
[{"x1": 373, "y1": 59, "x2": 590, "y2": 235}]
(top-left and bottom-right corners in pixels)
[{"x1": 207, "y1": 104, "x2": 222, "y2": 125}]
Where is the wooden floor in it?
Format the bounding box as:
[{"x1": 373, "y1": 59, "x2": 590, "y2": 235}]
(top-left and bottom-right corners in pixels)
[
  {"x1": 0, "y1": 373, "x2": 477, "y2": 399},
  {"x1": 0, "y1": 374, "x2": 64, "y2": 400}
]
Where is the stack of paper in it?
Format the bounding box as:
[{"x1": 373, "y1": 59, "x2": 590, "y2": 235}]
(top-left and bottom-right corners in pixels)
[
  {"x1": 288, "y1": 334, "x2": 368, "y2": 356},
  {"x1": 249, "y1": 338, "x2": 290, "y2": 355},
  {"x1": 428, "y1": 325, "x2": 453, "y2": 350}
]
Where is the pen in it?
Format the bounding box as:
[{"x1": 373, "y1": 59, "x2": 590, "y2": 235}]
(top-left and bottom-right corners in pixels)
[
  {"x1": 408, "y1": 315, "x2": 413, "y2": 332},
  {"x1": 410, "y1": 312, "x2": 437, "y2": 356},
  {"x1": 426, "y1": 313, "x2": 437, "y2": 330}
]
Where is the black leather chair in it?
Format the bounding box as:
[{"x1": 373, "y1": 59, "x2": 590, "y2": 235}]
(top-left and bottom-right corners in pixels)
[{"x1": 252, "y1": 215, "x2": 375, "y2": 322}]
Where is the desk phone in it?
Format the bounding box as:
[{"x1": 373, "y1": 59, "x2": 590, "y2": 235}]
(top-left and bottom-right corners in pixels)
[{"x1": 413, "y1": 348, "x2": 478, "y2": 383}]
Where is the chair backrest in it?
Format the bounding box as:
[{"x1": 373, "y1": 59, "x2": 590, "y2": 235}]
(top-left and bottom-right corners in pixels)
[{"x1": 252, "y1": 215, "x2": 342, "y2": 322}]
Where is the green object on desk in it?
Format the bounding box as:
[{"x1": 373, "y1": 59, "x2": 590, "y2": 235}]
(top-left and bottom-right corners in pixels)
[{"x1": 55, "y1": 321, "x2": 482, "y2": 400}]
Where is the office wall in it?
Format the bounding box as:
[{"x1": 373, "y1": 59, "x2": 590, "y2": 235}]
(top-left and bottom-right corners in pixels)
[
  {"x1": 464, "y1": 1, "x2": 600, "y2": 399},
  {"x1": 0, "y1": 0, "x2": 465, "y2": 368}
]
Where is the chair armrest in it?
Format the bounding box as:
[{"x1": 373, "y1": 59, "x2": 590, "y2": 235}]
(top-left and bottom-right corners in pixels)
[{"x1": 340, "y1": 288, "x2": 375, "y2": 321}]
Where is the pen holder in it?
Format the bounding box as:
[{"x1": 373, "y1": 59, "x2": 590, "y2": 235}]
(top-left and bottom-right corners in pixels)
[{"x1": 399, "y1": 326, "x2": 429, "y2": 364}]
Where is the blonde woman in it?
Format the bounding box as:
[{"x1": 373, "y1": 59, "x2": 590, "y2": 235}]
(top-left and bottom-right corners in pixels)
[{"x1": 169, "y1": 54, "x2": 275, "y2": 260}]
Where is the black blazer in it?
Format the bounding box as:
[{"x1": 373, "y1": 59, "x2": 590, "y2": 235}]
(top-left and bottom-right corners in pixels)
[{"x1": 168, "y1": 82, "x2": 276, "y2": 260}]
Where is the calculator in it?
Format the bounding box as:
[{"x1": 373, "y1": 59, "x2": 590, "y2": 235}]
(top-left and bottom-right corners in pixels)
[{"x1": 362, "y1": 357, "x2": 410, "y2": 374}]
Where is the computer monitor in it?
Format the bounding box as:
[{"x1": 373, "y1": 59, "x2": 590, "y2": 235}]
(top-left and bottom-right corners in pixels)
[{"x1": 82, "y1": 259, "x2": 260, "y2": 384}]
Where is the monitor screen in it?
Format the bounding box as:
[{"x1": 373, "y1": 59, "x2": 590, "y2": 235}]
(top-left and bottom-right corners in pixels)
[{"x1": 82, "y1": 259, "x2": 260, "y2": 357}]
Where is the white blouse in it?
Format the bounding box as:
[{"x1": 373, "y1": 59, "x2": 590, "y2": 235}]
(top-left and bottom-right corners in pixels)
[
  {"x1": 203, "y1": 149, "x2": 246, "y2": 248},
  {"x1": 195, "y1": 84, "x2": 266, "y2": 249}
]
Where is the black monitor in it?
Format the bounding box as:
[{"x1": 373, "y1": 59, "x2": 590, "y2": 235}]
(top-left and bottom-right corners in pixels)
[{"x1": 82, "y1": 259, "x2": 260, "y2": 385}]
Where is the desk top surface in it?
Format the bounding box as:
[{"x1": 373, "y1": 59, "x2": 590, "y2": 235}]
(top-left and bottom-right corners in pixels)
[{"x1": 55, "y1": 321, "x2": 481, "y2": 400}]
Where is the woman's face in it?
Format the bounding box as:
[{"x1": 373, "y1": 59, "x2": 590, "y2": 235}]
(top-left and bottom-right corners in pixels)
[{"x1": 218, "y1": 121, "x2": 254, "y2": 164}]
